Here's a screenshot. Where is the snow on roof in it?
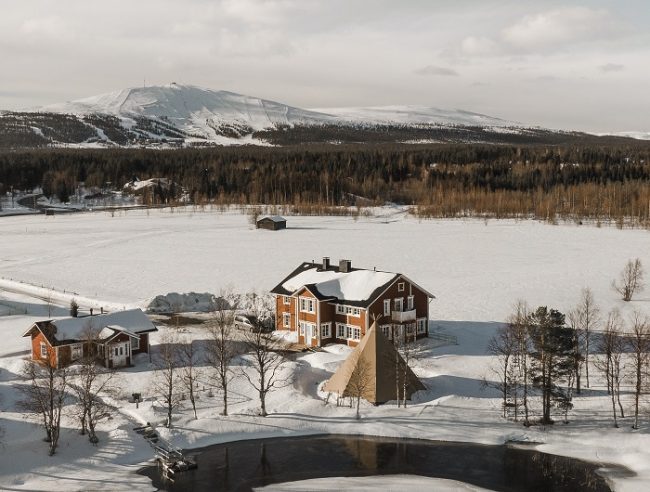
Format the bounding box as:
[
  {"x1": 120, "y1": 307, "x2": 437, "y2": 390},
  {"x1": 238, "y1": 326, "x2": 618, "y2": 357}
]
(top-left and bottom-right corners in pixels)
[
  {"x1": 50, "y1": 309, "x2": 155, "y2": 341},
  {"x1": 259, "y1": 215, "x2": 286, "y2": 222},
  {"x1": 282, "y1": 268, "x2": 396, "y2": 302}
]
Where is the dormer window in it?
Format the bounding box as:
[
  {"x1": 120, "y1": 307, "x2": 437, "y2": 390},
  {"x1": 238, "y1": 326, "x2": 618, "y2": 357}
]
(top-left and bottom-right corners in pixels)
[{"x1": 398, "y1": 282, "x2": 405, "y2": 292}]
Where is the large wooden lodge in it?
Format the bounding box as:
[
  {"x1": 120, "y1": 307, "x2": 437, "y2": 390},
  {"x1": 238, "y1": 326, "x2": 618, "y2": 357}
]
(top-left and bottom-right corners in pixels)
[{"x1": 271, "y1": 258, "x2": 434, "y2": 348}]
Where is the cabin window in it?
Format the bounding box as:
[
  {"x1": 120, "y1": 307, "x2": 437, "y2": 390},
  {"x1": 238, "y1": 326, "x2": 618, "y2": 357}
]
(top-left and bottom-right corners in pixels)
[
  {"x1": 283, "y1": 313, "x2": 291, "y2": 328},
  {"x1": 283, "y1": 296, "x2": 291, "y2": 305},
  {"x1": 394, "y1": 298, "x2": 403, "y2": 312},
  {"x1": 407, "y1": 296, "x2": 414, "y2": 310},
  {"x1": 398, "y1": 282, "x2": 405, "y2": 292},
  {"x1": 299, "y1": 322, "x2": 306, "y2": 336},
  {"x1": 71, "y1": 344, "x2": 82, "y2": 361},
  {"x1": 321, "y1": 323, "x2": 331, "y2": 338},
  {"x1": 417, "y1": 318, "x2": 427, "y2": 334},
  {"x1": 40, "y1": 341, "x2": 48, "y2": 358},
  {"x1": 336, "y1": 304, "x2": 345, "y2": 314},
  {"x1": 114, "y1": 347, "x2": 119, "y2": 357},
  {"x1": 131, "y1": 337, "x2": 140, "y2": 351},
  {"x1": 353, "y1": 328, "x2": 361, "y2": 340},
  {"x1": 383, "y1": 299, "x2": 390, "y2": 316},
  {"x1": 406, "y1": 324, "x2": 415, "y2": 335}
]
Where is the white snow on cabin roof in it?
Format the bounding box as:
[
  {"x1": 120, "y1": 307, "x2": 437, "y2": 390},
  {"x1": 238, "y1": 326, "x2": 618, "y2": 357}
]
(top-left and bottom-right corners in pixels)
[
  {"x1": 283, "y1": 268, "x2": 396, "y2": 302},
  {"x1": 260, "y1": 215, "x2": 286, "y2": 222},
  {"x1": 50, "y1": 308, "x2": 154, "y2": 341}
]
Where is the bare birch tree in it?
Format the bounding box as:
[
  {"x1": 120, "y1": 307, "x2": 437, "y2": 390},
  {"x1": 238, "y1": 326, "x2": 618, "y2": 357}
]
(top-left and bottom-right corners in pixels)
[
  {"x1": 72, "y1": 325, "x2": 116, "y2": 443},
  {"x1": 206, "y1": 294, "x2": 239, "y2": 416},
  {"x1": 613, "y1": 258, "x2": 645, "y2": 302},
  {"x1": 153, "y1": 333, "x2": 181, "y2": 427},
  {"x1": 628, "y1": 311, "x2": 650, "y2": 429},
  {"x1": 595, "y1": 310, "x2": 625, "y2": 427},
  {"x1": 241, "y1": 328, "x2": 287, "y2": 417},
  {"x1": 346, "y1": 355, "x2": 372, "y2": 420},
  {"x1": 179, "y1": 338, "x2": 200, "y2": 420},
  {"x1": 19, "y1": 352, "x2": 69, "y2": 455},
  {"x1": 486, "y1": 321, "x2": 518, "y2": 418},
  {"x1": 574, "y1": 288, "x2": 599, "y2": 390}
]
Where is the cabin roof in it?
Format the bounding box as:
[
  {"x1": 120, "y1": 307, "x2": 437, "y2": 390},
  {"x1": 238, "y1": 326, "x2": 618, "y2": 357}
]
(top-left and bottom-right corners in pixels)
[{"x1": 23, "y1": 308, "x2": 157, "y2": 345}]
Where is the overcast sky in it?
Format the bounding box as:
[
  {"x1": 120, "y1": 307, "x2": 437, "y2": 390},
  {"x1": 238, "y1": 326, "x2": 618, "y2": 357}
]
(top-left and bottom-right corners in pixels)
[{"x1": 1, "y1": 0, "x2": 648, "y2": 132}]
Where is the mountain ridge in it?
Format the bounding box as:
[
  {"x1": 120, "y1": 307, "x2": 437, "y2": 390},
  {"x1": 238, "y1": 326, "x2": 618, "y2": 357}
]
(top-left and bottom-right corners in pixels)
[{"x1": 0, "y1": 84, "x2": 645, "y2": 148}]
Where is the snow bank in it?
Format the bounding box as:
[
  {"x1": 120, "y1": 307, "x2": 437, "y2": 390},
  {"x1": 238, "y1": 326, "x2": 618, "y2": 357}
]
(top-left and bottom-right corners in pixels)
[{"x1": 146, "y1": 292, "x2": 223, "y2": 313}]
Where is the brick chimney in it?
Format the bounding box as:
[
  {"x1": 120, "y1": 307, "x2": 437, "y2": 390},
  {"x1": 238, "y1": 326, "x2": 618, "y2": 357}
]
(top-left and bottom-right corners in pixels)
[
  {"x1": 339, "y1": 259, "x2": 352, "y2": 273},
  {"x1": 322, "y1": 257, "x2": 330, "y2": 270}
]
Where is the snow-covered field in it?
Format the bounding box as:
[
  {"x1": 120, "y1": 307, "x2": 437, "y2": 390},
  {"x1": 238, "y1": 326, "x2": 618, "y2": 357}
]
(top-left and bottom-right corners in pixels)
[{"x1": 1, "y1": 207, "x2": 650, "y2": 491}]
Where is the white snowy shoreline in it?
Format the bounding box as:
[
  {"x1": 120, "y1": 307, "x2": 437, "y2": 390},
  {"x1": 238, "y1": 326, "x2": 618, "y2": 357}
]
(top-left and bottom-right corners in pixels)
[{"x1": 1, "y1": 208, "x2": 649, "y2": 491}]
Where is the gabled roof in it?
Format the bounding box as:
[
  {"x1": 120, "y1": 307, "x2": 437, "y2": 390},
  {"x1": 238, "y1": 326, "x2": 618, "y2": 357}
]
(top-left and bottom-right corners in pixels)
[
  {"x1": 23, "y1": 308, "x2": 157, "y2": 346},
  {"x1": 270, "y1": 261, "x2": 434, "y2": 308},
  {"x1": 258, "y1": 215, "x2": 286, "y2": 223},
  {"x1": 323, "y1": 323, "x2": 425, "y2": 404}
]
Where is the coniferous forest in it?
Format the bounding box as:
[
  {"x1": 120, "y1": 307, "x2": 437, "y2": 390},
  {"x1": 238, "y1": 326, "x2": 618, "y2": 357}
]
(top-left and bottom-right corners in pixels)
[{"x1": 1, "y1": 142, "x2": 650, "y2": 225}]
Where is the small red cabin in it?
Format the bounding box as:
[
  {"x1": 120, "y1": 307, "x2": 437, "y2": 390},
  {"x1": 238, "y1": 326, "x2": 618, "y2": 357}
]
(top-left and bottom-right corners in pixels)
[{"x1": 23, "y1": 308, "x2": 157, "y2": 369}]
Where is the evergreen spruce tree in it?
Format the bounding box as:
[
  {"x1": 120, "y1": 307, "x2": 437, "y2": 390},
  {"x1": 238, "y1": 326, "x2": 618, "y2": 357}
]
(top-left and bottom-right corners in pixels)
[{"x1": 528, "y1": 306, "x2": 577, "y2": 425}]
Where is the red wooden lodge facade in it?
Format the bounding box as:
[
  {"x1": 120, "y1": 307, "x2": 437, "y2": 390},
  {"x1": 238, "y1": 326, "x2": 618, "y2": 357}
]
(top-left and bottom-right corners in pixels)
[{"x1": 271, "y1": 258, "x2": 434, "y2": 348}]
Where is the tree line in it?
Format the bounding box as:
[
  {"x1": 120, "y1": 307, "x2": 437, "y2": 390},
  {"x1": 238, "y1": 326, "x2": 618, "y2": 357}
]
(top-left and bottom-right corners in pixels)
[{"x1": 1, "y1": 142, "x2": 649, "y2": 223}]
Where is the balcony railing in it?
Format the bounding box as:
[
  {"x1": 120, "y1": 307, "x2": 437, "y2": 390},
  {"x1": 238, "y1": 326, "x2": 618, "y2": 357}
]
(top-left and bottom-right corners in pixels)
[{"x1": 392, "y1": 309, "x2": 416, "y2": 322}]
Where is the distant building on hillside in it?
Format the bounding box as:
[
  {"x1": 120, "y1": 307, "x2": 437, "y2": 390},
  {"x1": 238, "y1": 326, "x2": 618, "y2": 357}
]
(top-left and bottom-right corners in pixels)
[
  {"x1": 22, "y1": 308, "x2": 157, "y2": 369},
  {"x1": 271, "y1": 257, "x2": 434, "y2": 348},
  {"x1": 256, "y1": 215, "x2": 287, "y2": 231}
]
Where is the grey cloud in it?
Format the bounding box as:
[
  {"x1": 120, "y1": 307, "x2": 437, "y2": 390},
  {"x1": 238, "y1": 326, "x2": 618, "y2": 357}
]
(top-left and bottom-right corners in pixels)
[
  {"x1": 414, "y1": 65, "x2": 459, "y2": 76},
  {"x1": 599, "y1": 63, "x2": 625, "y2": 72}
]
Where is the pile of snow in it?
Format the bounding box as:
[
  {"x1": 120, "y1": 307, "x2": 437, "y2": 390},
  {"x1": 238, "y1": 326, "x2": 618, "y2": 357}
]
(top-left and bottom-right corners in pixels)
[{"x1": 146, "y1": 291, "x2": 223, "y2": 313}]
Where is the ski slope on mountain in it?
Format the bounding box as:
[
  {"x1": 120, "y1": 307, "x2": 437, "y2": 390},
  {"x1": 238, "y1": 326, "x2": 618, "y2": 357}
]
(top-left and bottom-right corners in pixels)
[{"x1": 310, "y1": 104, "x2": 515, "y2": 127}]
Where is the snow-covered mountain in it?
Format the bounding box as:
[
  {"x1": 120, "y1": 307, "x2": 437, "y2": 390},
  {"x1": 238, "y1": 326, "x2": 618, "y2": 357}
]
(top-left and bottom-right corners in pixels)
[
  {"x1": 0, "y1": 84, "x2": 636, "y2": 148},
  {"x1": 40, "y1": 83, "x2": 337, "y2": 142}
]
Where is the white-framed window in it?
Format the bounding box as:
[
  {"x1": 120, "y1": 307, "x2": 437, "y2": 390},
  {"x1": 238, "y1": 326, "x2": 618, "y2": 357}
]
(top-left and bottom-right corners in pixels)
[
  {"x1": 131, "y1": 337, "x2": 140, "y2": 351},
  {"x1": 353, "y1": 327, "x2": 361, "y2": 340},
  {"x1": 71, "y1": 343, "x2": 82, "y2": 361},
  {"x1": 283, "y1": 296, "x2": 291, "y2": 305},
  {"x1": 336, "y1": 323, "x2": 345, "y2": 338},
  {"x1": 406, "y1": 323, "x2": 415, "y2": 335},
  {"x1": 398, "y1": 282, "x2": 405, "y2": 292},
  {"x1": 299, "y1": 297, "x2": 315, "y2": 313},
  {"x1": 417, "y1": 318, "x2": 427, "y2": 334},
  {"x1": 407, "y1": 295, "x2": 414, "y2": 310},
  {"x1": 380, "y1": 324, "x2": 392, "y2": 340},
  {"x1": 40, "y1": 341, "x2": 48, "y2": 358},
  {"x1": 394, "y1": 298, "x2": 403, "y2": 312},
  {"x1": 299, "y1": 322, "x2": 306, "y2": 336},
  {"x1": 337, "y1": 305, "x2": 361, "y2": 317},
  {"x1": 383, "y1": 299, "x2": 390, "y2": 316},
  {"x1": 283, "y1": 313, "x2": 291, "y2": 328},
  {"x1": 346, "y1": 325, "x2": 353, "y2": 340},
  {"x1": 321, "y1": 323, "x2": 331, "y2": 338}
]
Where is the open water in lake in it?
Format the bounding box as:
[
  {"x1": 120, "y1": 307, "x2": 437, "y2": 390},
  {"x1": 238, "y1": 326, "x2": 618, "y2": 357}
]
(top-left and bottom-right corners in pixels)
[{"x1": 140, "y1": 434, "x2": 632, "y2": 491}]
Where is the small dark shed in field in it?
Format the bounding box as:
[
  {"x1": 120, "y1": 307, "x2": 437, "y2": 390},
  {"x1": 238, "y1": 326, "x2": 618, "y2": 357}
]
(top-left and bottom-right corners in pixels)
[{"x1": 257, "y1": 215, "x2": 287, "y2": 231}]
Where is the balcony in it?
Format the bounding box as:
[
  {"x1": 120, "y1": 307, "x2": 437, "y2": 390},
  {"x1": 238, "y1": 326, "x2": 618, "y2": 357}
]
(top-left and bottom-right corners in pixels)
[{"x1": 392, "y1": 309, "x2": 416, "y2": 323}]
